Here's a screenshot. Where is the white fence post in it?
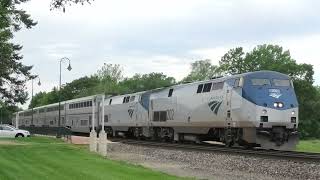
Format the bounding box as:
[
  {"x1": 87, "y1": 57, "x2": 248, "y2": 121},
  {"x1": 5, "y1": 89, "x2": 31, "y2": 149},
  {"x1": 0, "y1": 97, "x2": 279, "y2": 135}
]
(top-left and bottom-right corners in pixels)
[{"x1": 99, "y1": 94, "x2": 107, "y2": 156}]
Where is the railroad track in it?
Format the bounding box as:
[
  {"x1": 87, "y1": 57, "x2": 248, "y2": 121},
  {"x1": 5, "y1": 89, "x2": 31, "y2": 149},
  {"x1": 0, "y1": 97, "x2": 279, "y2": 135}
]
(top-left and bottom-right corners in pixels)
[{"x1": 110, "y1": 138, "x2": 320, "y2": 162}]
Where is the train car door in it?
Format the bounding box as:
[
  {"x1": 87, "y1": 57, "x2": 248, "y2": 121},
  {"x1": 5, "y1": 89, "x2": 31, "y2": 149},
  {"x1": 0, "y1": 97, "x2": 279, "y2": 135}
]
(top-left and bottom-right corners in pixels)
[{"x1": 231, "y1": 78, "x2": 242, "y2": 110}]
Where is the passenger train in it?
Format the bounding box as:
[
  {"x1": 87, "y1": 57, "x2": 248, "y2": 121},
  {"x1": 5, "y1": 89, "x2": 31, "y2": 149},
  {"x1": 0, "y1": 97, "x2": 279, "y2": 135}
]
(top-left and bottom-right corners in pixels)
[{"x1": 13, "y1": 71, "x2": 299, "y2": 150}]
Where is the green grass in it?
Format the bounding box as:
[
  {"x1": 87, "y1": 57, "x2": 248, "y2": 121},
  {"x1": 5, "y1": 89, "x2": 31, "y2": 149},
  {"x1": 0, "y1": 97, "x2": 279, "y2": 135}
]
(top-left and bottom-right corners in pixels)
[
  {"x1": 0, "y1": 137, "x2": 185, "y2": 180},
  {"x1": 296, "y1": 139, "x2": 320, "y2": 153}
]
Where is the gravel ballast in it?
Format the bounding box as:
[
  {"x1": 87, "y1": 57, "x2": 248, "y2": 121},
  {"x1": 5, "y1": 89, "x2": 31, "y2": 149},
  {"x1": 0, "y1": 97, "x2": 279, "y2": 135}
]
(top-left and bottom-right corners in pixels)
[{"x1": 106, "y1": 142, "x2": 320, "y2": 180}]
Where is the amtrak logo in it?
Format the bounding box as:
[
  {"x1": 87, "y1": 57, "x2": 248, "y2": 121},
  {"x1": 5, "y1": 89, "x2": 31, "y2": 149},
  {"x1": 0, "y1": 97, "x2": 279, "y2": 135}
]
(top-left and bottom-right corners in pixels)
[
  {"x1": 208, "y1": 101, "x2": 222, "y2": 115},
  {"x1": 269, "y1": 89, "x2": 282, "y2": 99}
]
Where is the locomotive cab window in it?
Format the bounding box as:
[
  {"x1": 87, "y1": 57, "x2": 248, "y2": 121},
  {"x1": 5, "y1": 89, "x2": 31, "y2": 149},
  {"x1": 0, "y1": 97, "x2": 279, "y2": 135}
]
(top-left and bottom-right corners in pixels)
[
  {"x1": 273, "y1": 79, "x2": 291, "y2": 87},
  {"x1": 168, "y1": 89, "x2": 173, "y2": 97},
  {"x1": 203, "y1": 83, "x2": 212, "y2": 92},
  {"x1": 197, "y1": 84, "x2": 204, "y2": 93},
  {"x1": 130, "y1": 96, "x2": 135, "y2": 102}
]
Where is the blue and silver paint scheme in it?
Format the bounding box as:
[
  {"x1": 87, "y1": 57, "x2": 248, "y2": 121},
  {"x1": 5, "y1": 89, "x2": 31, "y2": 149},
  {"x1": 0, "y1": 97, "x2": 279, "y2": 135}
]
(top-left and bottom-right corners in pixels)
[{"x1": 225, "y1": 71, "x2": 299, "y2": 150}]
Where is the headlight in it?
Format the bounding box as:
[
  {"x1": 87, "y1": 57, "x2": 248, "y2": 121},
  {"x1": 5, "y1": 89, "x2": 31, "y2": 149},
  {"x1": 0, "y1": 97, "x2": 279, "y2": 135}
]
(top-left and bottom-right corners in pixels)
[
  {"x1": 273, "y1": 102, "x2": 284, "y2": 108},
  {"x1": 278, "y1": 103, "x2": 283, "y2": 108},
  {"x1": 291, "y1": 111, "x2": 295, "y2": 115},
  {"x1": 262, "y1": 109, "x2": 267, "y2": 114}
]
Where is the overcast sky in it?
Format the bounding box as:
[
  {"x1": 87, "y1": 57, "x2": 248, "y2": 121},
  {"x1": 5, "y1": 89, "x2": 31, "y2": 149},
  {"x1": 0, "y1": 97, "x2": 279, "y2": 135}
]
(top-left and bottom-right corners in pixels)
[{"x1": 16, "y1": 0, "x2": 320, "y2": 108}]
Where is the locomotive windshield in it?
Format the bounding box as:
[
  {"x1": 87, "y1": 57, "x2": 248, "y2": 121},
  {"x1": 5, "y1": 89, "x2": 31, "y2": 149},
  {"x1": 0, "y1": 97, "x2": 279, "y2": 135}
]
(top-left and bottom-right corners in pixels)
[
  {"x1": 273, "y1": 79, "x2": 291, "y2": 87},
  {"x1": 251, "y1": 79, "x2": 271, "y2": 86}
]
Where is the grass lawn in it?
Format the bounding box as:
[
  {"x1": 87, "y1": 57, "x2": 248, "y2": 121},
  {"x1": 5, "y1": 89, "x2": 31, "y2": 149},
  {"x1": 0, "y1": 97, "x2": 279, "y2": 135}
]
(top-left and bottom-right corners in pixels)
[
  {"x1": 296, "y1": 139, "x2": 320, "y2": 153},
  {"x1": 0, "y1": 137, "x2": 185, "y2": 180}
]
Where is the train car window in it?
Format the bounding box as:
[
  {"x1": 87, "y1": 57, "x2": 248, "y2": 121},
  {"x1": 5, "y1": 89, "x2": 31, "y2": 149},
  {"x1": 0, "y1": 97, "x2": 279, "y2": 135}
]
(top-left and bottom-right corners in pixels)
[
  {"x1": 160, "y1": 111, "x2": 167, "y2": 122},
  {"x1": 123, "y1": 97, "x2": 126, "y2": 103},
  {"x1": 168, "y1": 89, "x2": 173, "y2": 97},
  {"x1": 153, "y1": 112, "x2": 160, "y2": 121},
  {"x1": 62, "y1": 117, "x2": 65, "y2": 125},
  {"x1": 251, "y1": 79, "x2": 271, "y2": 86},
  {"x1": 130, "y1": 96, "x2": 135, "y2": 102},
  {"x1": 89, "y1": 101, "x2": 92, "y2": 107},
  {"x1": 69, "y1": 104, "x2": 72, "y2": 109},
  {"x1": 104, "y1": 115, "x2": 108, "y2": 122},
  {"x1": 197, "y1": 84, "x2": 204, "y2": 93},
  {"x1": 80, "y1": 102, "x2": 83, "y2": 108},
  {"x1": 109, "y1": 99, "x2": 112, "y2": 105},
  {"x1": 203, "y1": 83, "x2": 212, "y2": 92},
  {"x1": 80, "y1": 120, "x2": 88, "y2": 126}
]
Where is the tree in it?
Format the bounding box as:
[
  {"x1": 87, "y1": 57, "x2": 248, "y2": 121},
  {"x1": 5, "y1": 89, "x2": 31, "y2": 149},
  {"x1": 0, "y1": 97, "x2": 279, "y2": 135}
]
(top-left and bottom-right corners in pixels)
[
  {"x1": 96, "y1": 63, "x2": 123, "y2": 83},
  {"x1": 0, "y1": 101, "x2": 21, "y2": 124},
  {"x1": 119, "y1": 73, "x2": 176, "y2": 94},
  {"x1": 50, "y1": 0, "x2": 92, "y2": 12},
  {"x1": 219, "y1": 47, "x2": 246, "y2": 74},
  {"x1": 62, "y1": 75, "x2": 100, "y2": 99},
  {"x1": 0, "y1": 0, "x2": 37, "y2": 105},
  {"x1": 28, "y1": 91, "x2": 48, "y2": 109},
  {"x1": 219, "y1": 44, "x2": 314, "y2": 82},
  {"x1": 182, "y1": 59, "x2": 219, "y2": 82}
]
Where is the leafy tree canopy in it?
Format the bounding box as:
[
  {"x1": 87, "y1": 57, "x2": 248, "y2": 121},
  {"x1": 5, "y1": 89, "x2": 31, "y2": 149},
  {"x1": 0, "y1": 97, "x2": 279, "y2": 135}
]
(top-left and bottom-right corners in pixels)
[
  {"x1": 0, "y1": 0, "x2": 36, "y2": 105},
  {"x1": 219, "y1": 44, "x2": 314, "y2": 83},
  {"x1": 182, "y1": 59, "x2": 219, "y2": 83}
]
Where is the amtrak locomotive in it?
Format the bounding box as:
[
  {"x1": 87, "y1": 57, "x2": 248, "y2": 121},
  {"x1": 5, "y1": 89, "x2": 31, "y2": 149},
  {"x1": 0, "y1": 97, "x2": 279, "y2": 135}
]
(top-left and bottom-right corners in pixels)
[{"x1": 13, "y1": 71, "x2": 299, "y2": 150}]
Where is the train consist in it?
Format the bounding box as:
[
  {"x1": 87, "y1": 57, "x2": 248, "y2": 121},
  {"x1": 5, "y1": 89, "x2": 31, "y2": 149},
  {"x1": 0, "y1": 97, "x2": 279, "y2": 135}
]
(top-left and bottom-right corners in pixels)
[{"x1": 13, "y1": 71, "x2": 299, "y2": 150}]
